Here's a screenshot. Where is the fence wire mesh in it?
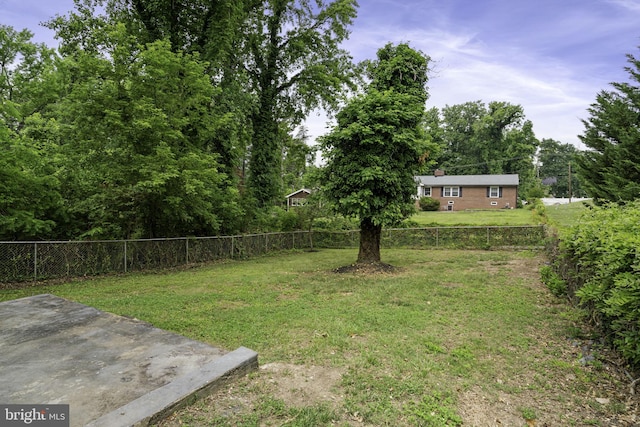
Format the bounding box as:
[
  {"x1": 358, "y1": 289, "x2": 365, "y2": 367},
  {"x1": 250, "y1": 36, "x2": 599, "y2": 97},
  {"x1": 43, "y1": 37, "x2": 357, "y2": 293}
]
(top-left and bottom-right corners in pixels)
[{"x1": 0, "y1": 227, "x2": 544, "y2": 284}]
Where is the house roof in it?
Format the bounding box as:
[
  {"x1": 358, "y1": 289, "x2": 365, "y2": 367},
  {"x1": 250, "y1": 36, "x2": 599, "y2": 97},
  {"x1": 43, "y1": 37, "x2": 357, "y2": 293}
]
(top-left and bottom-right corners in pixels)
[
  {"x1": 416, "y1": 174, "x2": 519, "y2": 186},
  {"x1": 285, "y1": 189, "x2": 311, "y2": 198}
]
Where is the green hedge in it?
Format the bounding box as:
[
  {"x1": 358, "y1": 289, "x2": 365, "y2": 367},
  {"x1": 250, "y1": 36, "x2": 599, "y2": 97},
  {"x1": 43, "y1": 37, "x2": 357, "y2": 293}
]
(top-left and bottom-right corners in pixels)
[
  {"x1": 551, "y1": 201, "x2": 640, "y2": 366},
  {"x1": 418, "y1": 196, "x2": 440, "y2": 211}
]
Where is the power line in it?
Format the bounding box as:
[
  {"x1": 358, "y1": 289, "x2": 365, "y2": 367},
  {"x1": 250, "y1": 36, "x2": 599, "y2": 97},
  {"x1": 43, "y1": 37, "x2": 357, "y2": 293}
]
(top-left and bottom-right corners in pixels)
[{"x1": 438, "y1": 156, "x2": 531, "y2": 172}]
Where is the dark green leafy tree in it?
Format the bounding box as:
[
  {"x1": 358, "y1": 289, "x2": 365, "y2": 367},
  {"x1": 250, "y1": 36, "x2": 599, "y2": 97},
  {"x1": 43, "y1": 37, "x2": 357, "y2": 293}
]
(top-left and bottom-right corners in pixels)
[
  {"x1": 282, "y1": 126, "x2": 317, "y2": 193},
  {"x1": 243, "y1": 0, "x2": 358, "y2": 208},
  {"x1": 115, "y1": 0, "x2": 255, "y2": 176},
  {"x1": 429, "y1": 100, "x2": 539, "y2": 199},
  {"x1": 0, "y1": 130, "x2": 63, "y2": 240},
  {"x1": 50, "y1": 0, "x2": 358, "y2": 213},
  {"x1": 435, "y1": 100, "x2": 486, "y2": 172},
  {"x1": 47, "y1": 0, "x2": 254, "y2": 182},
  {"x1": 576, "y1": 49, "x2": 640, "y2": 203},
  {"x1": 55, "y1": 23, "x2": 240, "y2": 238},
  {"x1": 0, "y1": 25, "x2": 65, "y2": 239},
  {"x1": 538, "y1": 138, "x2": 586, "y2": 198},
  {"x1": 321, "y1": 43, "x2": 436, "y2": 264}
]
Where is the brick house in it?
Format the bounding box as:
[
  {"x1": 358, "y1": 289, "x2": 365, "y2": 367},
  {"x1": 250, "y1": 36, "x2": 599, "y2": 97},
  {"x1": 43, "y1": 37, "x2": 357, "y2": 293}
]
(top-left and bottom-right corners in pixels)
[{"x1": 415, "y1": 170, "x2": 519, "y2": 211}]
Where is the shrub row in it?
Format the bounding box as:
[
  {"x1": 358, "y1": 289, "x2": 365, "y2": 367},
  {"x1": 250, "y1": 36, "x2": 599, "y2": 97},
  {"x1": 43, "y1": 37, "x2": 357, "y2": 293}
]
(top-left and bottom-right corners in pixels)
[{"x1": 544, "y1": 201, "x2": 640, "y2": 366}]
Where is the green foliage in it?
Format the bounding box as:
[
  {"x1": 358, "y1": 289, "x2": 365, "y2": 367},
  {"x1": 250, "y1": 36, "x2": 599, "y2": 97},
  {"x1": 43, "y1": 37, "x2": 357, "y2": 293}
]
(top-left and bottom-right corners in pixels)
[
  {"x1": 0, "y1": 25, "x2": 65, "y2": 239},
  {"x1": 321, "y1": 42, "x2": 436, "y2": 262},
  {"x1": 321, "y1": 43, "x2": 435, "y2": 227},
  {"x1": 248, "y1": 207, "x2": 305, "y2": 232},
  {"x1": 538, "y1": 138, "x2": 586, "y2": 198},
  {"x1": 418, "y1": 196, "x2": 440, "y2": 211},
  {"x1": 576, "y1": 48, "x2": 640, "y2": 203},
  {"x1": 525, "y1": 178, "x2": 547, "y2": 200},
  {"x1": 520, "y1": 407, "x2": 537, "y2": 421},
  {"x1": 426, "y1": 100, "x2": 539, "y2": 199},
  {"x1": 433, "y1": 101, "x2": 537, "y2": 173},
  {"x1": 526, "y1": 199, "x2": 548, "y2": 224},
  {"x1": 244, "y1": 0, "x2": 358, "y2": 208},
  {"x1": 0, "y1": 138, "x2": 63, "y2": 240},
  {"x1": 55, "y1": 23, "x2": 240, "y2": 238},
  {"x1": 559, "y1": 201, "x2": 640, "y2": 365},
  {"x1": 540, "y1": 265, "x2": 567, "y2": 298}
]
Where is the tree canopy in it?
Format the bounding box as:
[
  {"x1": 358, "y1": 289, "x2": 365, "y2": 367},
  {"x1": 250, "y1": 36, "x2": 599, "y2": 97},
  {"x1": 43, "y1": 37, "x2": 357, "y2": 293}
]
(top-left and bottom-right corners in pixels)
[
  {"x1": 576, "y1": 48, "x2": 640, "y2": 203},
  {"x1": 426, "y1": 100, "x2": 539, "y2": 200},
  {"x1": 538, "y1": 138, "x2": 585, "y2": 198},
  {"x1": 321, "y1": 43, "x2": 436, "y2": 263},
  {"x1": 0, "y1": 25, "x2": 64, "y2": 240},
  {"x1": 2, "y1": 2, "x2": 597, "y2": 242},
  {"x1": 243, "y1": 0, "x2": 358, "y2": 208}
]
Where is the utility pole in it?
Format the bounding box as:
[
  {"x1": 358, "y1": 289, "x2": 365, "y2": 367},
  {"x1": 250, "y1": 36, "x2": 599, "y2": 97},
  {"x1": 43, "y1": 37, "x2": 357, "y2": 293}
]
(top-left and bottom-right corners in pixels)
[{"x1": 568, "y1": 162, "x2": 572, "y2": 203}]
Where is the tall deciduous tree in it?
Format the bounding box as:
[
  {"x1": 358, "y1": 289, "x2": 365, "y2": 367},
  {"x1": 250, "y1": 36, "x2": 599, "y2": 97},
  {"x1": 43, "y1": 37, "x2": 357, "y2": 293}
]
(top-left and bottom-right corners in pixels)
[
  {"x1": 47, "y1": 0, "x2": 255, "y2": 184},
  {"x1": 429, "y1": 100, "x2": 539, "y2": 199},
  {"x1": 321, "y1": 43, "x2": 435, "y2": 264},
  {"x1": 55, "y1": 23, "x2": 240, "y2": 238},
  {"x1": 0, "y1": 25, "x2": 65, "y2": 239},
  {"x1": 282, "y1": 126, "x2": 317, "y2": 193},
  {"x1": 538, "y1": 138, "x2": 585, "y2": 198},
  {"x1": 576, "y1": 48, "x2": 640, "y2": 203},
  {"x1": 50, "y1": 0, "x2": 358, "y2": 211},
  {"x1": 243, "y1": 0, "x2": 358, "y2": 208}
]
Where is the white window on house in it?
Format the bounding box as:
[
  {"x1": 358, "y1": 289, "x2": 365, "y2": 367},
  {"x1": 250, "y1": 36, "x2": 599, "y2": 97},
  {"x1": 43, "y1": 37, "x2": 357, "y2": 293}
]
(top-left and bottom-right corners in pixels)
[
  {"x1": 443, "y1": 186, "x2": 460, "y2": 197},
  {"x1": 422, "y1": 186, "x2": 432, "y2": 197},
  {"x1": 490, "y1": 201, "x2": 498, "y2": 206},
  {"x1": 489, "y1": 186, "x2": 500, "y2": 198}
]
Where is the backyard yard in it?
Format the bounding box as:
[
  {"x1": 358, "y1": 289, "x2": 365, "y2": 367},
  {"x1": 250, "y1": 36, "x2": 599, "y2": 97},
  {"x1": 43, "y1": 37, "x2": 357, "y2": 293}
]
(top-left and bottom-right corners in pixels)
[
  {"x1": 410, "y1": 208, "x2": 538, "y2": 226},
  {"x1": 1, "y1": 245, "x2": 636, "y2": 426}
]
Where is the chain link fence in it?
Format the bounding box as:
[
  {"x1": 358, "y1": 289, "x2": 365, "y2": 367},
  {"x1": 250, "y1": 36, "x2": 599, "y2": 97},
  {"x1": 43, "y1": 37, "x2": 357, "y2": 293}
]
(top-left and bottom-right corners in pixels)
[
  {"x1": 0, "y1": 226, "x2": 544, "y2": 284},
  {"x1": 313, "y1": 225, "x2": 546, "y2": 250}
]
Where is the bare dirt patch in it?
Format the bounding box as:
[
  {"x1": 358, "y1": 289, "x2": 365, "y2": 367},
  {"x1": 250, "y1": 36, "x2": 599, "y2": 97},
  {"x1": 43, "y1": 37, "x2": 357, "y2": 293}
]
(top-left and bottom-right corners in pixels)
[
  {"x1": 333, "y1": 261, "x2": 400, "y2": 274},
  {"x1": 257, "y1": 363, "x2": 344, "y2": 407},
  {"x1": 158, "y1": 363, "x2": 345, "y2": 426}
]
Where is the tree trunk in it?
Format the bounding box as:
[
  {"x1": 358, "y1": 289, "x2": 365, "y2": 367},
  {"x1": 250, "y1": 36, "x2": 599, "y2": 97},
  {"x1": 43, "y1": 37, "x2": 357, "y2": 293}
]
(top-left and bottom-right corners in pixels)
[{"x1": 358, "y1": 218, "x2": 381, "y2": 263}]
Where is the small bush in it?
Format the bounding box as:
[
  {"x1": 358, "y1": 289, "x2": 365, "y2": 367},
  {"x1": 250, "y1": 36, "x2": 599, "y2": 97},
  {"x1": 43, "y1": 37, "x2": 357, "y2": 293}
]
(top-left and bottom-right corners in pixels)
[
  {"x1": 419, "y1": 196, "x2": 440, "y2": 211},
  {"x1": 540, "y1": 265, "x2": 567, "y2": 298}
]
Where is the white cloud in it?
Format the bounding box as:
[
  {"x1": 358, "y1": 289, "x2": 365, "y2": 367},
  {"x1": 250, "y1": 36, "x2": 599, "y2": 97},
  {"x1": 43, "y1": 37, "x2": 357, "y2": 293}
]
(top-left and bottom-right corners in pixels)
[
  {"x1": 305, "y1": 23, "x2": 597, "y2": 148},
  {"x1": 607, "y1": 0, "x2": 640, "y2": 12}
]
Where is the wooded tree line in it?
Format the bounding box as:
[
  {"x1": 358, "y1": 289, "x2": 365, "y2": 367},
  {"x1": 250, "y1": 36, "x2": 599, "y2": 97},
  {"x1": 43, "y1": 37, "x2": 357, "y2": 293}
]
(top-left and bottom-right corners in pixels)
[
  {"x1": 3, "y1": 0, "x2": 612, "y2": 242},
  {"x1": 1, "y1": 0, "x2": 357, "y2": 240}
]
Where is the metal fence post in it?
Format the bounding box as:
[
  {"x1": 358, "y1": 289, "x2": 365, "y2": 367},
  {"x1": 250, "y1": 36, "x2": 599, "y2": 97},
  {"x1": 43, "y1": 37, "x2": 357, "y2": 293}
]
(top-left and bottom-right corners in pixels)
[
  {"x1": 231, "y1": 236, "x2": 235, "y2": 259},
  {"x1": 185, "y1": 238, "x2": 189, "y2": 264},
  {"x1": 124, "y1": 241, "x2": 127, "y2": 273},
  {"x1": 33, "y1": 242, "x2": 38, "y2": 281}
]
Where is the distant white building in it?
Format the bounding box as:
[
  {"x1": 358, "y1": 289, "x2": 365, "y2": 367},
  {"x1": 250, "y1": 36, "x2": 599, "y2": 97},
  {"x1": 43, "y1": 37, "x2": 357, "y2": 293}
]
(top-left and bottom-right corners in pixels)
[{"x1": 541, "y1": 198, "x2": 590, "y2": 206}]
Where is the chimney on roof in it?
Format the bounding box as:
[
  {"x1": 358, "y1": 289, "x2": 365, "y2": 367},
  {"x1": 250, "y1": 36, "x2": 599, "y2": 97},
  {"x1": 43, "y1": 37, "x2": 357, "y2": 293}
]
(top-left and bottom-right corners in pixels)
[{"x1": 434, "y1": 169, "x2": 445, "y2": 177}]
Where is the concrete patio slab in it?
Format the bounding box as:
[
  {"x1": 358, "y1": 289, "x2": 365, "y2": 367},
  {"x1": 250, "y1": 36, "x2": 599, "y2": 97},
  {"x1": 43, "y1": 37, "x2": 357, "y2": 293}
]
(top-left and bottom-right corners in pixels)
[{"x1": 0, "y1": 294, "x2": 258, "y2": 426}]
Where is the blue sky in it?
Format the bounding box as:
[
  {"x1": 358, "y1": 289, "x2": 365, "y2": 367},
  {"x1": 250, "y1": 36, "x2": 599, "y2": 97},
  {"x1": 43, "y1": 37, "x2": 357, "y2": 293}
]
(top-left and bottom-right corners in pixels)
[{"x1": 2, "y1": 0, "x2": 639, "y2": 148}]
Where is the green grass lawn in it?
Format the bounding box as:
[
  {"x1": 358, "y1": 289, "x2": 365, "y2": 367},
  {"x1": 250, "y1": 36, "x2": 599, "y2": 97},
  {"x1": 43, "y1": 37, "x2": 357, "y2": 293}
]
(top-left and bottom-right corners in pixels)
[
  {"x1": 410, "y1": 208, "x2": 537, "y2": 226},
  {"x1": 1, "y1": 248, "x2": 630, "y2": 426},
  {"x1": 544, "y1": 201, "x2": 589, "y2": 231}
]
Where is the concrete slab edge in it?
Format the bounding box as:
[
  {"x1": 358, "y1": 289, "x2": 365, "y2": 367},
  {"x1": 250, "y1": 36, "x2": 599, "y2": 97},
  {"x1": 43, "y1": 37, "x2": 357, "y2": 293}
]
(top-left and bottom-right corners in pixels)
[{"x1": 86, "y1": 346, "x2": 259, "y2": 427}]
